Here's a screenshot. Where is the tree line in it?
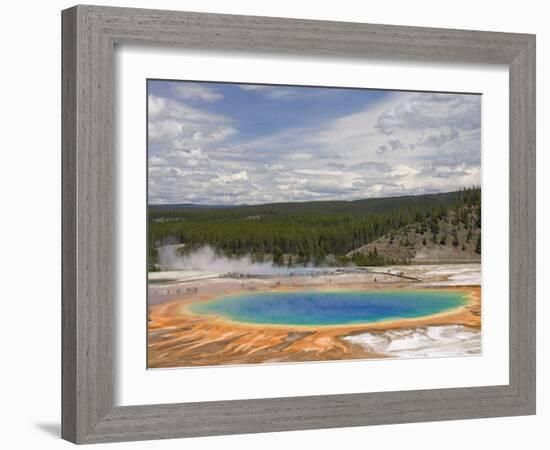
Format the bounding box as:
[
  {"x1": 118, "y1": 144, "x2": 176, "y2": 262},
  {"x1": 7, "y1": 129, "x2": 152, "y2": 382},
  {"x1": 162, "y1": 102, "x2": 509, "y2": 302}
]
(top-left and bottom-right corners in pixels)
[{"x1": 148, "y1": 187, "x2": 481, "y2": 267}]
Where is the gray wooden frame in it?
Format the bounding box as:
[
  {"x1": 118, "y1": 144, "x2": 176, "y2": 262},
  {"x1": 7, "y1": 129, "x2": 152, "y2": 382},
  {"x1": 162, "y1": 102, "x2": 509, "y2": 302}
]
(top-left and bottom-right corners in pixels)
[{"x1": 61, "y1": 4, "x2": 536, "y2": 444}]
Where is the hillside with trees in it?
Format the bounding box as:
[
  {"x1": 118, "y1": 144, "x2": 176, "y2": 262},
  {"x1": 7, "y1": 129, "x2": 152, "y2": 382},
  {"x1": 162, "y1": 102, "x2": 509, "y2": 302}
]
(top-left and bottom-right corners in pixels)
[
  {"x1": 347, "y1": 201, "x2": 481, "y2": 265},
  {"x1": 148, "y1": 187, "x2": 481, "y2": 269}
]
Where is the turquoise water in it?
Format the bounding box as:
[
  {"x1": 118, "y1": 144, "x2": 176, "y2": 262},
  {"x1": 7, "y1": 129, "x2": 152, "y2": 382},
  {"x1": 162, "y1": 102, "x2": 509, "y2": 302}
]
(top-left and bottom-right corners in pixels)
[{"x1": 188, "y1": 290, "x2": 467, "y2": 326}]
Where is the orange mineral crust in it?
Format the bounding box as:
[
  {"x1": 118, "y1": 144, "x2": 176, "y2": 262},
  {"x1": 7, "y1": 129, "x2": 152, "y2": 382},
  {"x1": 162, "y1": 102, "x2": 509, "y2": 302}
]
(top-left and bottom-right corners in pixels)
[{"x1": 147, "y1": 279, "x2": 481, "y2": 368}]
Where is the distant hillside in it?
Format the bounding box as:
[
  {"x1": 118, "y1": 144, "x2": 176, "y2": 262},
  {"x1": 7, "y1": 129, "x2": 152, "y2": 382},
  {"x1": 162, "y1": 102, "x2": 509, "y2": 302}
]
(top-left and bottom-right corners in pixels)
[
  {"x1": 148, "y1": 187, "x2": 481, "y2": 268},
  {"x1": 150, "y1": 190, "x2": 464, "y2": 220},
  {"x1": 347, "y1": 202, "x2": 481, "y2": 265},
  {"x1": 151, "y1": 203, "x2": 240, "y2": 211}
]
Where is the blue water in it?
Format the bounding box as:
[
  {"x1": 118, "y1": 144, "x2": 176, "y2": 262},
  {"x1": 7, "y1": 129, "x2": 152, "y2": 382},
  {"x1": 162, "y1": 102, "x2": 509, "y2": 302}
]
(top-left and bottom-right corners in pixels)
[{"x1": 188, "y1": 290, "x2": 467, "y2": 326}]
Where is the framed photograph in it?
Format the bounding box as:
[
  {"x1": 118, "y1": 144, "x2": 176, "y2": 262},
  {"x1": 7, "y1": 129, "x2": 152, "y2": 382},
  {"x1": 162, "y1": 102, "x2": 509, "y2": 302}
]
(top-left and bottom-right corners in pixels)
[
  {"x1": 146, "y1": 80, "x2": 484, "y2": 369},
  {"x1": 62, "y1": 5, "x2": 536, "y2": 444}
]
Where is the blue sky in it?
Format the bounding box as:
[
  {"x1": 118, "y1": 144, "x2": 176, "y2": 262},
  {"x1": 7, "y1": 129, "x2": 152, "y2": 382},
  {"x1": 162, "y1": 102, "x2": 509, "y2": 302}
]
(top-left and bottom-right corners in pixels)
[
  {"x1": 148, "y1": 80, "x2": 481, "y2": 205},
  {"x1": 149, "y1": 80, "x2": 391, "y2": 142}
]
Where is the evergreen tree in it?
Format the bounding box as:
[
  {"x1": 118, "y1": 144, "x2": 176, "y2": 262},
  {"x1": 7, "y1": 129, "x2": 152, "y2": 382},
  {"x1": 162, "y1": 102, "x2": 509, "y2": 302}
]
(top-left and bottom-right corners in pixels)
[
  {"x1": 148, "y1": 187, "x2": 481, "y2": 265},
  {"x1": 452, "y1": 227, "x2": 459, "y2": 247},
  {"x1": 272, "y1": 246, "x2": 284, "y2": 265}
]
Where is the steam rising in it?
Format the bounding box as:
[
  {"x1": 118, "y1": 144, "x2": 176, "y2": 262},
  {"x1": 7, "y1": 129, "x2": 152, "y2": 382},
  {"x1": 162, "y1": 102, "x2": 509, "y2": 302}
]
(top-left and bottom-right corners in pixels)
[{"x1": 158, "y1": 245, "x2": 295, "y2": 275}]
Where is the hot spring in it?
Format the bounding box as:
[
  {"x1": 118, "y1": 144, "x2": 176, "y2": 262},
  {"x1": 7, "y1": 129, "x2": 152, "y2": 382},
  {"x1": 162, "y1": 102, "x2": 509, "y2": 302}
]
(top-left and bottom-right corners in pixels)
[{"x1": 188, "y1": 289, "x2": 468, "y2": 326}]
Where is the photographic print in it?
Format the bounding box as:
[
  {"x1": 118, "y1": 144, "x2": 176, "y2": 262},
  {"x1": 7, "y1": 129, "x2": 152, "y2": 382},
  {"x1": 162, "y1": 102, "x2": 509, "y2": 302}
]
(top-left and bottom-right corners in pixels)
[{"x1": 147, "y1": 80, "x2": 482, "y2": 369}]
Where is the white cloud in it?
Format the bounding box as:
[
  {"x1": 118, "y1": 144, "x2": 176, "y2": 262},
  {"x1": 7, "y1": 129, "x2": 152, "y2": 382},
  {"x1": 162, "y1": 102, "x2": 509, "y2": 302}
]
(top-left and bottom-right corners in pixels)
[
  {"x1": 264, "y1": 163, "x2": 286, "y2": 171},
  {"x1": 148, "y1": 89, "x2": 481, "y2": 205},
  {"x1": 239, "y1": 85, "x2": 298, "y2": 99},
  {"x1": 239, "y1": 84, "x2": 335, "y2": 100},
  {"x1": 239, "y1": 85, "x2": 271, "y2": 91},
  {"x1": 172, "y1": 83, "x2": 223, "y2": 102},
  {"x1": 390, "y1": 164, "x2": 419, "y2": 178},
  {"x1": 148, "y1": 95, "x2": 236, "y2": 147},
  {"x1": 294, "y1": 169, "x2": 349, "y2": 177},
  {"x1": 282, "y1": 153, "x2": 314, "y2": 161},
  {"x1": 375, "y1": 93, "x2": 480, "y2": 135},
  {"x1": 215, "y1": 170, "x2": 249, "y2": 184}
]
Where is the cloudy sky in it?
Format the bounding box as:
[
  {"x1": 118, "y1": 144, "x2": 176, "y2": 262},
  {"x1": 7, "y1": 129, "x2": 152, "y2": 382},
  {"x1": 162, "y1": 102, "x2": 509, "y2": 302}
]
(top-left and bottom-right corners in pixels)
[{"x1": 148, "y1": 80, "x2": 481, "y2": 205}]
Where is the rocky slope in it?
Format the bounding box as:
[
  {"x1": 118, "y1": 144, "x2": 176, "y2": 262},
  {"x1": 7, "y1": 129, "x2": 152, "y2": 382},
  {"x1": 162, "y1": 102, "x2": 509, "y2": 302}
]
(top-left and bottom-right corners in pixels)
[{"x1": 347, "y1": 204, "x2": 481, "y2": 264}]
